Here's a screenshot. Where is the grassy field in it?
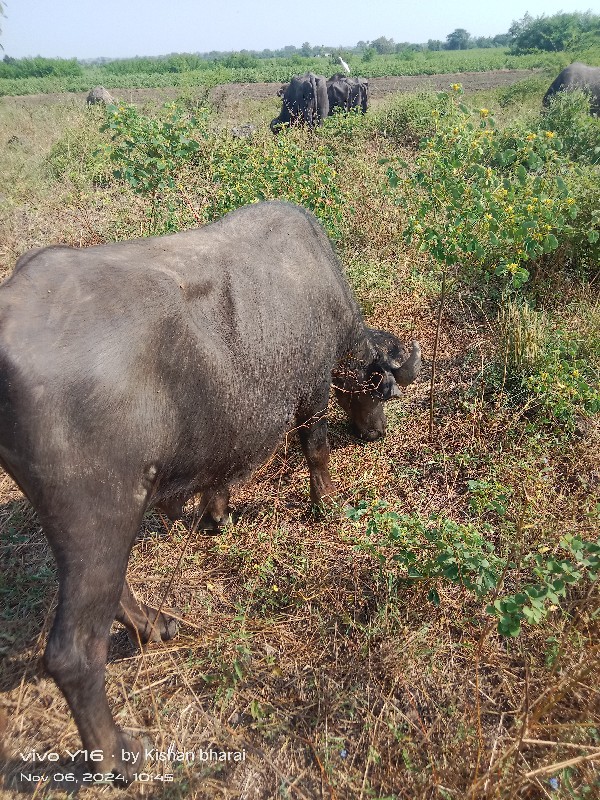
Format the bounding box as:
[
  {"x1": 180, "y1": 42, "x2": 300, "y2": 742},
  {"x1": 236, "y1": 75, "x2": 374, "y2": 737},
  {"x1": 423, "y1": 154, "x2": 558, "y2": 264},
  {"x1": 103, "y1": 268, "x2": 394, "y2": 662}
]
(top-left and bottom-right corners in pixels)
[
  {"x1": 0, "y1": 72, "x2": 599, "y2": 800},
  {"x1": 0, "y1": 47, "x2": 591, "y2": 97}
]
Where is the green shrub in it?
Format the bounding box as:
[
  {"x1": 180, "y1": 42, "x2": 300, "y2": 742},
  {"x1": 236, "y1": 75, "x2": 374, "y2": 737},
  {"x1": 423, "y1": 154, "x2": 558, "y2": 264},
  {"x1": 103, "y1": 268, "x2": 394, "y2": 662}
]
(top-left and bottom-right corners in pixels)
[
  {"x1": 347, "y1": 501, "x2": 600, "y2": 637},
  {"x1": 542, "y1": 90, "x2": 600, "y2": 165},
  {"x1": 386, "y1": 88, "x2": 598, "y2": 288},
  {"x1": 100, "y1": 101, "x2": 204, "y2": 232},
  {"x1": 371, "y1": 91, "x2": 452, "y2": 144},
  {"x1": 496, "y1": 75, "x2": 548, "y2": 108},
  {"x1": 490, "y1": 534, "x2": 600, "y2": 636},
  {"x1": 202, "y1": 130, "x2": 345, "y2": 239},
  {"x1": 347, "y1": 502, "x2": 503, "y2": 603},
  {"x1": 96, "y1": 102, "x2": 345, "y2": 239},
  {"x1": 45, "y1": 113, "x2": 113, "y2": 187}
]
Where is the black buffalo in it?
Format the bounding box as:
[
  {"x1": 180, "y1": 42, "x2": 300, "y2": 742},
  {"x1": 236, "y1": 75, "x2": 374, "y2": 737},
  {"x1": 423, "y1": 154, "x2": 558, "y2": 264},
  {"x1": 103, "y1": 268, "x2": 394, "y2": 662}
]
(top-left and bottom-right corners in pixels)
[
  {"x1": 327, "y1": 74, "x2": 369, "y2": 115},
  {"x1": 270, "y1": 72, "x2": 330, "y2": 132},
  {"x1": 0, "y1": 201, "x2": 421, "y2": 782},
  {"x1": 543, "y1": 62, "x2": 600, "y2": 115}
]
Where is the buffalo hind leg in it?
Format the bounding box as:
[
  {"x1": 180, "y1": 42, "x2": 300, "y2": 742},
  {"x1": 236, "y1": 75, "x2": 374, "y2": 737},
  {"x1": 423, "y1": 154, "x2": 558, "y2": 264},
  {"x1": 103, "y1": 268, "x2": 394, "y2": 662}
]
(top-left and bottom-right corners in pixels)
[
  {"x1": 156, "y1": 485, "x2": 231, "y2": 532},
  {"x1": 297, "y1": 409, "x2": 336, "y2": 507},
  {"x1": 42, "y1": 509, "x2": 145, "y2": 783},
  {"x1": 198, "y1": 485, "x2": 231, "y2": 531},
  {"x1": 116, "y1": 580, "x2": 179, "y2": 645}
]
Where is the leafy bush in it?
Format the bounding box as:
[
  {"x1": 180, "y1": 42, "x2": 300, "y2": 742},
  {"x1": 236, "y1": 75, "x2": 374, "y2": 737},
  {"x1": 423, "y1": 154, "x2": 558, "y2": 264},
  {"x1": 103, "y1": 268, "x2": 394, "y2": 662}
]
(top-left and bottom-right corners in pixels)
[
  {"x1": 371, "y1": 91, "x2": 452, "y2": 144},
  {"x1": 100, "y1": 101, "x2": 203, "y2": 232},
  {"x1": 96, "y1": 103, "x2": 345, "y2": 238},
  {"x1": 45, "y1": 112, "x2": 113, "y2": 187},
  {"x1": 203, "y1": 130, "x2": 345, "y2": 239},
  {"x1": 496, "y1": 75, "x2": 548, "y2": 107},
  {"x1": 490, "y1": 534, "x2": 600, "y2": 636},
  {"x1": 347, "y1": 501, "x2": 600, "y2": 636},
  {"x1": 347, "y1": 501, "x2": 503, "y2": 603},
  {"x1": 386, "y1": 88, "x2": 598, "y2": 288},
  {"x1": 542, "y1": 90, "x2": 600, "y2": 165}
]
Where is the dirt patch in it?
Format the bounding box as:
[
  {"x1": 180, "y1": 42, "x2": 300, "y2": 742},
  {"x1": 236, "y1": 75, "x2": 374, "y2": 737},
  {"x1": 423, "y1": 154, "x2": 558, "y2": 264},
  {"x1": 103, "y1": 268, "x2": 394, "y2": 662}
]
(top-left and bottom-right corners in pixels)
[
  {"x1": 1, "y1": 69, "x2": 542, "y2": 109},
  {"x1": 213, "y1": 69, "x2": 542, "y2": 104}
]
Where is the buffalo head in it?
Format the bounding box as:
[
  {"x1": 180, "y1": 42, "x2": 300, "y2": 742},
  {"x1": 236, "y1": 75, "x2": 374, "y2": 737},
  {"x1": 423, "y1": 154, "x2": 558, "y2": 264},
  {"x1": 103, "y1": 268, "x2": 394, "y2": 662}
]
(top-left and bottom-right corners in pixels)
[{"x1": 333, "y1": 331, "x2": 421, "y2": 441}]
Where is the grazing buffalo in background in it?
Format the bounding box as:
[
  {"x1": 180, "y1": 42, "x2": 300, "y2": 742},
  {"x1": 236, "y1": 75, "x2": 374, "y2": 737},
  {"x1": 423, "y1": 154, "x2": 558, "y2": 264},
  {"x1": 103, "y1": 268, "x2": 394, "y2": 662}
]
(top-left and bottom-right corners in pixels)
[
  {"x1": 270, "y1": 72, "x2": 330, "y2": 132},
  {"x1": 327, "y1": 74, "x2": 369, "y2": 115},
  {"x1": 86, "y1": 85, "x2": 115, "y2": 105},
  {"x1": 543, "y1": 62, "x2": 600, "y2": 115},
  {"x1": 0, "y1": 201, "x2": 421, "y2": 783}
]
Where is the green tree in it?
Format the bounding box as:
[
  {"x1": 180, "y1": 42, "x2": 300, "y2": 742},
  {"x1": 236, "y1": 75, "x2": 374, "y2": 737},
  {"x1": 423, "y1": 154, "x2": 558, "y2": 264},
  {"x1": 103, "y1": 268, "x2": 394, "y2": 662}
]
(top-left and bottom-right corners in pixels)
[
  {"x1": 509, "y1": 11, "x2": 600, "y2": 53},
  {"x1": 370, "y1": 36, "x2": 396, "y2": 54},
  {"x1": 446, "y1": 28, "x2": 471, "y2": 50}
]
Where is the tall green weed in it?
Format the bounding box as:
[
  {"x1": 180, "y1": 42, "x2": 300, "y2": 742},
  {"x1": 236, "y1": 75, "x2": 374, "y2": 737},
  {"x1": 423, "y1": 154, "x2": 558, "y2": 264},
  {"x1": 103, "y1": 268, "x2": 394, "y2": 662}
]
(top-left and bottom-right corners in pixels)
[{"x1": 386, "y1": 87, "x2": 599, "y2": 288}]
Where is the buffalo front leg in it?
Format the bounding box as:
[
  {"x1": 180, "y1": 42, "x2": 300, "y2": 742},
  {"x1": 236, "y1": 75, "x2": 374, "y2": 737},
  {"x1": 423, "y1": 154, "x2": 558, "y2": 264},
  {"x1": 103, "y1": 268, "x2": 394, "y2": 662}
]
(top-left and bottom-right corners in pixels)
[
  {"x1": 298, "y1": 413, "x2": 336, "y2": 506},
  {"x1": 116, "y1": 580, "x2": 179, "y2": 645},
  {"x1": 42, "y1": 510, "x2": 144, "y2": 783}
]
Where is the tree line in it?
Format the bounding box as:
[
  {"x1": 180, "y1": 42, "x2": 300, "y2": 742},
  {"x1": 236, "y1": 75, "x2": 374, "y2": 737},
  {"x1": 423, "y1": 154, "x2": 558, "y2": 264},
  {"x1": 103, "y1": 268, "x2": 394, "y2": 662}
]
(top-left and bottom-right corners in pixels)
[{"x1": 1, "y1": 11, "x2": 598, "y2": 78}]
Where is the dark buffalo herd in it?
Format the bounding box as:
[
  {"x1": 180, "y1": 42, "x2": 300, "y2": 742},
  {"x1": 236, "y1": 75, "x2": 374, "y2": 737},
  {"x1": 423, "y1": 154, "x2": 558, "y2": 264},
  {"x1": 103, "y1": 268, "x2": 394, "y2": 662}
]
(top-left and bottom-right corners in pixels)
[
  {"x1": 271, "y1": 71, "x2": 369, "y2": 132},
  {"x1": 0, "y1": 201, "x2": 420, "y2": 782},
  {"x1": 270, "y1": 72, "x2": 330, "y2": 132},
  {"x1": 327, "y1": 73, "x2": 369, "y2": 115},
  {"x1": 543, "y1": 62, "x2": 600, "y2": 115}
]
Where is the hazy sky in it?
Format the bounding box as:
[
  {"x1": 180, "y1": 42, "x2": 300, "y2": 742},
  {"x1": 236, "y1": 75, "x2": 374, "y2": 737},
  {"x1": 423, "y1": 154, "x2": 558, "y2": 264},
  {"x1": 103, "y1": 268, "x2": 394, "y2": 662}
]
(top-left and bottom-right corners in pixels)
[{"x1": 2, "y1": 0, "x2": 599, "y2": 59}]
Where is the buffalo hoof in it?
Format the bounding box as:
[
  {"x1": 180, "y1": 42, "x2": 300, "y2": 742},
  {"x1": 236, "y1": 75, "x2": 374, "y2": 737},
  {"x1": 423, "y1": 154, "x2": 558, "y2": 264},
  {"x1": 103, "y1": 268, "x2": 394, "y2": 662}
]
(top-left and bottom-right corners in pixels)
[
  {"x1": 133, "y1": 607, "x2": 179, "y2": 645},
  {"x1": 310, "y1": 495, "x2": 347, "y2": 518},
  {"x1": 196, "y1": 509, "x2": 237, "y2": 535},
  {"x1": 105, "y1": 732, "x2": 144, "y2": 787}
]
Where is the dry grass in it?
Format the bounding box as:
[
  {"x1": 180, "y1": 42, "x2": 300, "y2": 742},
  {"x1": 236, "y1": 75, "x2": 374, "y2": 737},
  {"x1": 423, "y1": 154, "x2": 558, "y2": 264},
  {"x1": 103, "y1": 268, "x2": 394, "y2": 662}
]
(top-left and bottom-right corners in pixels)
[{"x1": 1, "y1": 84, "x2": 599, "y2": 799}]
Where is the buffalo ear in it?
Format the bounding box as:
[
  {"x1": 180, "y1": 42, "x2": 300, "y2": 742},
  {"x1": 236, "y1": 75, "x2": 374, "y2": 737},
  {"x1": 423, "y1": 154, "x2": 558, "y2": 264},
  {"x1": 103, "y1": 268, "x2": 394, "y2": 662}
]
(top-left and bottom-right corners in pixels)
[
  {"x1": 390, "y1": 341, "x2": 422, "y2": 387},
  {"x1": 371, "y1": 368, "x2": 401, "y2": 400}
]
